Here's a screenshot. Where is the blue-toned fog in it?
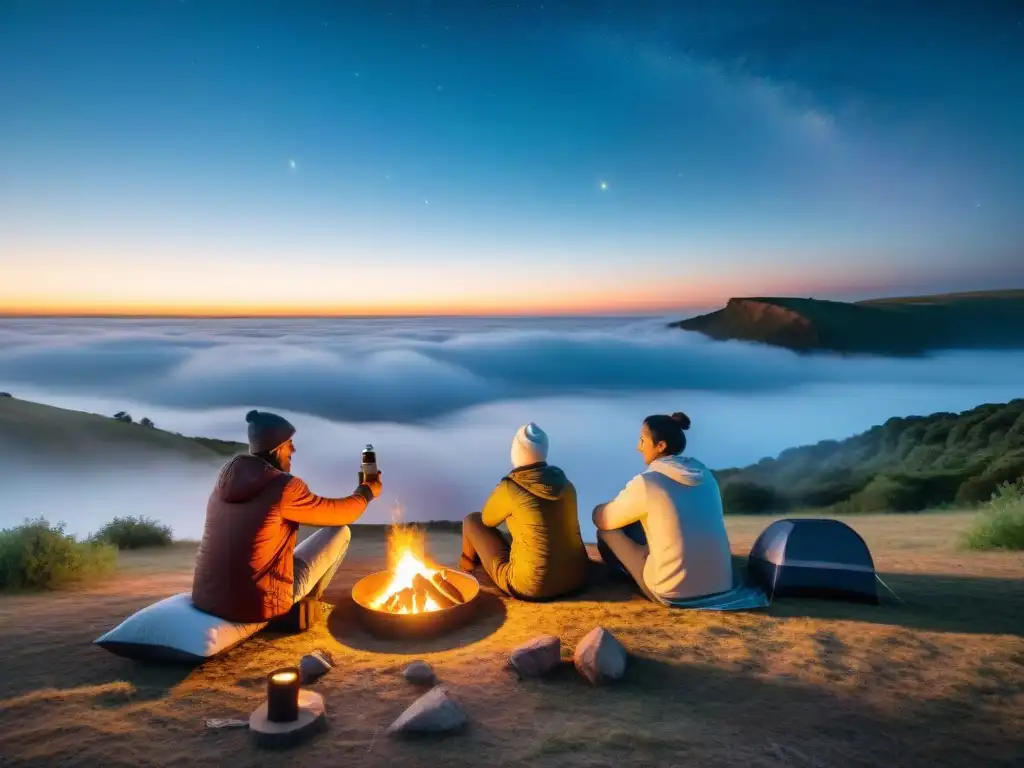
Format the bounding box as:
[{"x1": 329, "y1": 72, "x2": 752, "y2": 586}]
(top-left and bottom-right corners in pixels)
[{"x1": 2, "y1": 317, "x2": 1021, "y2": 543}]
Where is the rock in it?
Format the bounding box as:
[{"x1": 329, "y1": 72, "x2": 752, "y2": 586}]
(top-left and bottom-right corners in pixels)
[
  {"x1": 573, "y1": 627, "x2": 627, "y2": 685},
  {"x1": 402, "y1": 660, "x2": 437, "y2": 686},
  {"x1": 508, "y1": 635, "x2": 562, "y2": 678},
  {"x1": 387, "y1": 686, "x2": 467, "y2": 736},
  {"x1": 299, "y1": 650, "x2": 333, "y2": 684}
]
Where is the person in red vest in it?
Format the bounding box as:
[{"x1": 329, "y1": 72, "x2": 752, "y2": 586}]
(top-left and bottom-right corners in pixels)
[{"x1": 192, "y1": 409, "x2": 382, "y2": 623}]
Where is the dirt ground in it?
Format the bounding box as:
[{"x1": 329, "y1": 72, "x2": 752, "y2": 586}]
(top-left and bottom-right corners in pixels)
[{"x1": 0, "y1": 513, "x2": 1022, "y2": 768}]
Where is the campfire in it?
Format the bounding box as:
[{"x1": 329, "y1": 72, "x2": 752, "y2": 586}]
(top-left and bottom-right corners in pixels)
[
  {"x1": 351, "y1": 523, "x2": 481, "y2": 639},
  {"x1": 369, "y1": 525, "x2": 467, "y2": 614}
]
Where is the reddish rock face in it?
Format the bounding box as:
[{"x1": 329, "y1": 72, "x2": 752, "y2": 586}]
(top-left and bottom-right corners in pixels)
[{"x1": 674, "y1": 298, "x2": 820, "y2": 351}]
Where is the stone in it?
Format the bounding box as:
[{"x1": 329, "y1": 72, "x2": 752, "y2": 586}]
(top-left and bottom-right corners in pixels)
[
  {"x1": 299, "y1": 650, "x2": 333, "y2": 684},
  {"x1": 573, "y1": 626, "x2": 627, "y2": 685},
  {"x1": 402, "y1": 660, "x2": 437, "y2": 686},
  {"x1": 249, "y1": 689, "x2": 328, "y2": 749},
  {"x1": 387, "y1": 686, "x2": 468, "y2": 736},
  {"x1": 508, "y1": 634, "x2": 562, "y2": 678}
]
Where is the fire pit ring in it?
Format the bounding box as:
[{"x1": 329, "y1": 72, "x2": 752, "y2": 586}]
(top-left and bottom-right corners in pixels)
[{"x1": 351, "y1": 569, "x2": 481, "y2": 640}]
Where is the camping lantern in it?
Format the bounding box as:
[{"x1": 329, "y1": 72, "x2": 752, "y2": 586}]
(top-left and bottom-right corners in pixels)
[{"x1": 266, "y1": 668, "x2": 300, "y2": 723}]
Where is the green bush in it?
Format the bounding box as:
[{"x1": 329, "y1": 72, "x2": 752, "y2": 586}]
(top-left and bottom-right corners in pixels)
[
  {"x1": 0, "y1": 518, "x2": 117, "y2": 590},
  {"x1": 721, "y1": 480, "x2": 780, "y2": 514},
  {"x1": 92, "y1": 516, "x2": 173, "y2": 549},
  {"x1": 964, "y1": 479, "x2": 1024, "y2": 551}
]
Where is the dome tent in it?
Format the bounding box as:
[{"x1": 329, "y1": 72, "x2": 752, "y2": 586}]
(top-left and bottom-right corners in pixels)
[{"x1": 747, "y1": 519, "x2": 879, "y2": 604}]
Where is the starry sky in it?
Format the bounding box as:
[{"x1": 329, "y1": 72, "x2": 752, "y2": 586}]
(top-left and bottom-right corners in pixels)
[{"x1": 1, "y1": 1, "x2": 1022, "y2": 315}]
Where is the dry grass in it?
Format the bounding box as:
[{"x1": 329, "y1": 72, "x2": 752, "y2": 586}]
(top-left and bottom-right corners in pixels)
[{"x1": 0, "y1": 513, "x2": 1022, "y2": 768}]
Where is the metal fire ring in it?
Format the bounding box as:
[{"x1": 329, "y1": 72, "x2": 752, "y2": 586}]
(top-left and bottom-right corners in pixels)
[{"x1": 350, "y1": 569, "x2": 481, "y2": 640}]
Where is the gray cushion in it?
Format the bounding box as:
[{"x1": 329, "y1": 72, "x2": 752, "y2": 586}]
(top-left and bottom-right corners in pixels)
[{"x1": 94, "y1": 592, "x2": 266, "y2": 663}]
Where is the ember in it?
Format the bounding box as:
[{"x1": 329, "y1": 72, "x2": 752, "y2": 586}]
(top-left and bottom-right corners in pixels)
[{"x1": 370, "y1": 524, "x2": 466, "y2": 615}]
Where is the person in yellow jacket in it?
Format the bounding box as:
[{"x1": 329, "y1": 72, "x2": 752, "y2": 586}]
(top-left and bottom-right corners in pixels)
[{"x1": 458, "y1": 423, "x2": 590, "y2": 600}]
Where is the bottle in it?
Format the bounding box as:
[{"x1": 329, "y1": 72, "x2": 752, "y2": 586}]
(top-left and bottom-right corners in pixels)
[{"x1": 361, "y1": 444, "x2": 379, "y2": 481}]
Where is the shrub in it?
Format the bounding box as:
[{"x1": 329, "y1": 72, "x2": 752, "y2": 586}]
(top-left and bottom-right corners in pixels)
[
  {"x1": 964, "y1": 479, "x2": 1024, "y2": 551},
  {"x1": 0, "y1": 518, "x2": 117, "y2": 590},
  {"x1": 0, "y1": 391, "x2": 12, "y2": 398},
  {"x1": 113, "y1": 411, "x2": 133, "y2": 423},
  {"x1": 140, "y1": 417, "x2": 155, "y2": 428},
  {"x1": 92, "y1": 516, "x2": 173, "y2": 549},
  {"x1": 848, "y1": 474, "x2": 920, "y2": 512},
  {"x1": 721, "y1": 480, "x2": 780, "y2": 514}
]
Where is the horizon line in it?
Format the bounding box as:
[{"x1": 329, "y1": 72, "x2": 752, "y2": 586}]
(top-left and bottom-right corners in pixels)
[
  {"x1": 2, "y1": 287, "x2": 1019, "y2": 320},
  {"x1": 0, "y1": 310, "x2": 685, "y2": 320}
]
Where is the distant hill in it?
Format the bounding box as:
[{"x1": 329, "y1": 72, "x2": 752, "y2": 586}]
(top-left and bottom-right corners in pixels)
[
  {"x1": 670, "y1": 289, "x2": 1024, "y2": 355},
  {"x1": 715, "y1": 399, "x2": 1024, "y2": 514},
  {"x1": 0, "y1": 394, "x2": 245, "y2": 462}
]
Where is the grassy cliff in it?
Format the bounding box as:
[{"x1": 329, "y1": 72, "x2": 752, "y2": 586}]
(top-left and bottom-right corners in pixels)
[
  {"x1": 671, "y1": 289, "x2": 1024, "y2": 355},
  {"x1": 716, "y1": 399, "x2": 1024, "y2": 514},
  {"x1": 0, "y1": 395, "x2": 244, "y2": 462}
]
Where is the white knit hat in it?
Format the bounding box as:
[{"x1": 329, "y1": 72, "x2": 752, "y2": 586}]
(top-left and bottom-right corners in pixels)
[{"x1": 511, "y1": 422, "x2": 549, "y2": 468}]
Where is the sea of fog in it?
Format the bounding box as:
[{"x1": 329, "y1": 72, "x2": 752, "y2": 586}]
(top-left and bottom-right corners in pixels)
[{"x1": 2, "y1": 315, "x2": 1022, "y2": 543}]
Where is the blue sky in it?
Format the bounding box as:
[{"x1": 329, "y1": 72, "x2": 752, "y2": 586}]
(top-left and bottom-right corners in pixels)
[{"x1": 1, "y1": 1, "x2": 1022, "y2": 314}]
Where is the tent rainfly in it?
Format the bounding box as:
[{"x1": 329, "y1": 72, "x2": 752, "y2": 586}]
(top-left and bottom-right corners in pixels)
[{"x1": 747, "y1": 518, "x2": 879, "y2": 604}]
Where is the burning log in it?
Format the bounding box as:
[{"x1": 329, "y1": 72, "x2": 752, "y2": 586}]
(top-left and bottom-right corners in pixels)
[
  {"x1": 431, "y1": 570, "x2": 466, "y2": 605},
  {"x1": 383, "y1": 587, "x2": 416, "y2": 613},
  {"x1": 413, "y1": 587, "x2": 428, "y2": 613},
  {"x1": 412, "y1": 573, "x2": 457, "y2": 609},
  {"x1": 398, "y1": 588, "x2": 417, "y2": 613}
]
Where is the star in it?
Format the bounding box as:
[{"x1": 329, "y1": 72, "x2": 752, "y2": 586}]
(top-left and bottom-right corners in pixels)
[
  {"x1": 599, "y1": 181, "x2": 608, "y2": 191},
  {"x1": 289, "y1": 159, "x2": 297, "y2": 170}
]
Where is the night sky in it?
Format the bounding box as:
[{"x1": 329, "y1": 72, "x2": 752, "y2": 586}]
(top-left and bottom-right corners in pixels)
[{"x1": 2, "y1": 1, "x2": 1022, "y2": 314}]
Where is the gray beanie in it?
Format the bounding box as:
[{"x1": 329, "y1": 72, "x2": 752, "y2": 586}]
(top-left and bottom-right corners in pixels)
[{"x1": 246, "y1": 409, "x2": 296, "y2": 454}]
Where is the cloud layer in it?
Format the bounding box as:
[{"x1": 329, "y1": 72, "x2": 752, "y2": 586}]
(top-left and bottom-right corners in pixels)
[
  {"x1": 3, "y1": 316, "x2": 1021, "y2": 541},
  {"x1": 3, "y1": 316, "x2": 1022, "y2": 424}
]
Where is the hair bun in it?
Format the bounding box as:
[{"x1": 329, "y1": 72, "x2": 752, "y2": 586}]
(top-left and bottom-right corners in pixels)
[
  {"x1": 670, "y1": 411, "x2": 691, "y2": 430},
  {"x1": 245, "y1": 409, "x2": 259, "y2": 423}
]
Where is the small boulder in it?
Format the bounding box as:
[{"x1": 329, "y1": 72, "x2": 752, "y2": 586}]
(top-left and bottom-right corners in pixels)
[
  {"x1": 509, "y1": 635, "x2": 562, "y2": 678},
  {"x1": 573, "y1": 627, "x2": 627, "y2": 685},
  {"x1": 402, "y1": 660, "x2": 437, "y2": 686},
  {"x1": 299, "y1": 650, "x2": 333, "y2": 684},
  {"x1": 387, "y1": 686, "x2": 467, "y2": 736}
]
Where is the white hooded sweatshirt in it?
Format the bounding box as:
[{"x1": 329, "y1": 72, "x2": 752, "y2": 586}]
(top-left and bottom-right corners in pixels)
[{"x1": 593, "y1": 455, "x2": 733, "y2": 602}]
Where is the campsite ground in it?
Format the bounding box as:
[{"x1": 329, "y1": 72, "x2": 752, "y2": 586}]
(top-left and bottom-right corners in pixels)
[{"x1": 0, "y1": 513, "x2": 1021, "y2": 768}]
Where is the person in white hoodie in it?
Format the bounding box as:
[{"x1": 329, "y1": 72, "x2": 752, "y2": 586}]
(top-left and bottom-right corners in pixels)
[{"x1": 593, "y1": 411, "x2": 734, "y2": 605}]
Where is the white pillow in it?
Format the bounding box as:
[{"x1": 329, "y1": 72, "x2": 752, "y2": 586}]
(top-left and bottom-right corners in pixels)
[{"x1": 94, "y1": 592, "x2": 267, "y2": 663}]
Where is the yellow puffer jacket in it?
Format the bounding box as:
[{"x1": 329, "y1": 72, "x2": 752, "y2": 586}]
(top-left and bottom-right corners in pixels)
[{"x1": 482, "y1": 463, "x2": 590, "y2": 599}]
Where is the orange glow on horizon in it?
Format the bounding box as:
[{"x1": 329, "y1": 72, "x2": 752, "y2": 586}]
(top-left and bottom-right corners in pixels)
[{"x1": 0, "y1": 258, "x2": 908, "y2": 318}]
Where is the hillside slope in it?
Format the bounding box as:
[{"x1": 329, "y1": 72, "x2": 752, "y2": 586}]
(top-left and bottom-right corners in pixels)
[
  {"x1": 0, "y1": 395, "x2": 244, "y2": 462},
  {"x1": 670, "y1": 289, "x2": 1024, "y2": 355},
  {"x1": 715, "y1": 399, "x2": 1024, "y2": 514}
]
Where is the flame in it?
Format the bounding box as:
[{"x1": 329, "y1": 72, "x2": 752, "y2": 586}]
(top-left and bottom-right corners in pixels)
[{"x1": 370, "y1": 523, "x2": 444, "y2": 613}]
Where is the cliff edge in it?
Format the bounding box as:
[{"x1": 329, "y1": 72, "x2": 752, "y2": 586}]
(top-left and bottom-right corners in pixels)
[{"x1": 670, "y1": 290, "x2": 1024, "y2": 355}]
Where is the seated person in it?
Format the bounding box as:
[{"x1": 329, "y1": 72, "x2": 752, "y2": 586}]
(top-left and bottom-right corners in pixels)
[
  {"x1": 593, "y1": 411, "x2": 732, "y2": 606},
  {"x1": 191, "y1": 409, "x2": 382, "y2": 624},
  {"x1": 459, "y1": 423, "x2": 590, "y2": 601}
]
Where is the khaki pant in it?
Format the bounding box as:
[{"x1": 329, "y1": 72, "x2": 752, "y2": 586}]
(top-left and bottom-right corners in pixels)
[{"x1": 293, "y1": 526, "x2": 351, "y2": 602}]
